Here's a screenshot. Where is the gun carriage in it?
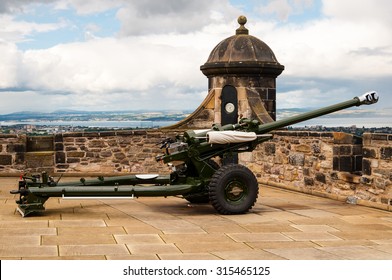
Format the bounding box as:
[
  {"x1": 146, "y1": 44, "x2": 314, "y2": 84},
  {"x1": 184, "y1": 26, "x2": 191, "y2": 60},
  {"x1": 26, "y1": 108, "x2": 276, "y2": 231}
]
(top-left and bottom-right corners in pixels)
[{"x1": 11, "y1": 92, "x2": 379, "y2": 216}]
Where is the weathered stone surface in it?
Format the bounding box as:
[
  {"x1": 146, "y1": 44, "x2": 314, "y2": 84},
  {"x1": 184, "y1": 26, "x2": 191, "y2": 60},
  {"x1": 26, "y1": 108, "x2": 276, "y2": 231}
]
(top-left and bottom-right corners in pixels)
[
  {"x1": 304, "y1": 177, "x2": 314, "y2": 186},
  {"x1": 0, "y1": 155, "x2": 12, "y2": 165},
  {"x1": 363, "y1": 148, "x2": 377, "y2": 158},
  {"x1": 67, "y1": 152, "x2": 85, "y2": 158},
  {"x1": 295, "y1": 144, "x2": 311, "y2": 154},
  {"x1": 381, "y1": 147, "x2": 392, "y2": 160},
  {"x1": 55, "y1": 152, "x2": 66, "y2": 164},
  {"x1": 89, "y1": 140, "x2": 107, "y2": 148},
  {"x1": 315, "y1": 172, "x2": 326, "y2": 184},
  {"x1": 289, "y1": 153, "x2": 304, "y2": 166},
  {"x1": 55, "y1": 143, "x2": 64, "y2": 151},
  {"x1": 7, "y1": 144, "x2": 25, "y2": 153},
  {"x1": 264, "y1": 143, "x2": 275, "y2": 155},
  {"x1": 25, "y1": 152, "x2": 54, "y2": 168},
  {"x1": 67, "y1": 158, "x2": 80, "y2": 163}
]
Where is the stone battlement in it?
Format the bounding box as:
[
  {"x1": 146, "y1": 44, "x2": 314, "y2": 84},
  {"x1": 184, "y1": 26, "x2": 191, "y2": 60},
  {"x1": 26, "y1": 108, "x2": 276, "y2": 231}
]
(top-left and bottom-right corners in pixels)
[{"x1": 1, "y1": 129, "x2": 391, "y2": 211}]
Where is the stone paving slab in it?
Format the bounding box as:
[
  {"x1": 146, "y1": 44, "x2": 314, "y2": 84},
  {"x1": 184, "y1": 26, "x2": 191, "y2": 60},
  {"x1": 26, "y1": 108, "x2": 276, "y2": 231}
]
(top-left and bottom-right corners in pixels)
[
  {"x1": 319, "y1": 245, "x2": 392, "y2": 260},
  {"x1": 57, "y1": 226, "x2": 126, "y2": 235},
  {"x1": 59, "y1": 244, "x2": 129, "y2": 256},
  {"x1": 107, "y1": 254, "x2": 159, "y2": 260},
  {"x1": 159, "y1": 253, "x2": 220, "y2": 260},
  {"x1": 127, "y1": 243, "x2": 181, "y2": 255},
  {"x1": 227, "y1": 232, "x2": 292, "y2": 242},
  {"x1": 42, "y1": 234, "x2": 116, "y2": 245},
  {"x1": 0, "y1": 227, "x2": 57, "y2": 236},
  {"x1": 264, "y1": 247, "x2": 345, "y2": 260},
  {"x1": 114, "y1": 234, "x2": 164, "y2": 244},
  {"x1": 0, "y1": 236, "x2": 40, "y2": 246},
  {"x1": 1, "y1": 177, "x2": 392, "y2": 260},
  {"x1": 0, "y1": 245, "x2": 58, "y2": 258},
  {"x1": 160, "y1": 233, "x2": 232, "y2": 243},
  {"x1": 282, "y1": 232, "x2": 343, "y2": 242},
  {"x1": 212, "y1": 249, "x2": 285, "y2": 260},
  {"x1": 290, "y1": 224, "x2": 339, "y2": 232},
  {"x1": 175, "y1": 241, "x2": 250, "y2": 253}
]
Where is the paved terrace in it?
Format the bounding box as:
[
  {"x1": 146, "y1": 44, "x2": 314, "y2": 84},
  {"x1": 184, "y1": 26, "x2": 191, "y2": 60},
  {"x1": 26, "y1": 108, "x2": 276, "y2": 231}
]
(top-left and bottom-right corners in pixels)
[{"x1": 0, "y1": 177, "x2": 392, "y2": 260}]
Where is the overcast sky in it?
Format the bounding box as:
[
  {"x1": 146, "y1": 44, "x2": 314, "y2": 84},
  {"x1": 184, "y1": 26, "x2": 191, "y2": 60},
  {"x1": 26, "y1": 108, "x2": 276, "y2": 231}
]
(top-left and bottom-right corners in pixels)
[{"x1": 0, "y1": 0, "x2": 391, "y2": 114}]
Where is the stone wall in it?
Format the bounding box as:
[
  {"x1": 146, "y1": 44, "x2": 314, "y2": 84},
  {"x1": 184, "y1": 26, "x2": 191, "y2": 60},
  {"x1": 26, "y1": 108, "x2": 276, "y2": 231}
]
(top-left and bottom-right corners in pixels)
[
  {"x1": 54, "y1": 130, "x2": 178, "y2": 175},
  {"x1": 0, "y1": 129, "x2": 391, "y2": 211},
  {"x1": 242, "y1": 130, "x2": 392, "y2": 211},
  {"x1": 362, "y1": 133, "x2": 392, "y2": 206},
  {"x1": 0, "y1": 134, "x2": 26, "y2": 174},
  {"x1": 0, "y1": 130, "x2": 176, "y2": 176}
]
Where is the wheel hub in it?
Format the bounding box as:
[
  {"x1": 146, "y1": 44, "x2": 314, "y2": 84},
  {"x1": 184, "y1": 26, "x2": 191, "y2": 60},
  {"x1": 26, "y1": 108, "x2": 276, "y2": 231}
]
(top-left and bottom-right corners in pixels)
[{"x1": 225, "y1": 180, "x2": 247, "y2": 201}]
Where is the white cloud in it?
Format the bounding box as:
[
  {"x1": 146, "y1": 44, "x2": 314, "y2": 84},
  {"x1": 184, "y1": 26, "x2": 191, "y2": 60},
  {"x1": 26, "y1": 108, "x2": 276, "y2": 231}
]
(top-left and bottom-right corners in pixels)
[
  {"x1": 0, "y1": 14, "x2": 66, "y2": 43},
  {"x1": 0, "y1": 41, "x2": 21, "y2": 88},
  {"x1": 252, "y1": 0, "x2": 392, "y2": 81},
  {"x1": 0, "y1": 0, "x2": 391, "y2": 114},
  {"x1": 116, "y1": 0, "x2": 239, "y2": 36},
  {"x1": 54, "y1": 0, "x2": 122, "y2": 15},
  {"x1": 0, "y1": 31, "x2": 220, "y2": 112},
  {"x1": 322, "y1": 0, "x2": 392, "y2": 25},
  {"x1": 256, "y1": 0, "x2": 314, "y2": 21}
]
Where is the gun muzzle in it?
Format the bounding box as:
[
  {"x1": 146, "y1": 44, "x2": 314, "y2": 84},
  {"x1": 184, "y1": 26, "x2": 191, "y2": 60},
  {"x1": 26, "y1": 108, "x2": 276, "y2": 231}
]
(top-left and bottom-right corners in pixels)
[{"x1": 356, "y1": 91, "x2": 379, "y2": 105}]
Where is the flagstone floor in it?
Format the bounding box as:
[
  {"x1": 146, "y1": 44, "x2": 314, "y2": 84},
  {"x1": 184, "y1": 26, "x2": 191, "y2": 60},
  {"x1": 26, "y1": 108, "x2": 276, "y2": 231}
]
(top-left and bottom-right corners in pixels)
[{"x1": 1, "y1": 177, "x2": 391, "y2": 260}]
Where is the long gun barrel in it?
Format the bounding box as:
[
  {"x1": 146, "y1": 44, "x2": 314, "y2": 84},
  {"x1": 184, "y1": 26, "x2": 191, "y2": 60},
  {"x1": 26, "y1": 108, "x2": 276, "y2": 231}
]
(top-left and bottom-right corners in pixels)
[
  {"x1": 192, "y1": 91, "x2": 379, "y2": 139},
  {"x1": 255, "y1": 91, "x2": 379, "y2": 134}
]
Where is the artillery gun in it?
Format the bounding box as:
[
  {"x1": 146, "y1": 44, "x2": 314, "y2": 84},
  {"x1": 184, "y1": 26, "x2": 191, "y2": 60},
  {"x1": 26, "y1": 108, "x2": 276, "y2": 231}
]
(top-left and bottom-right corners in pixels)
[{"x1": 11, "y1": 92, "x2": 379, "y2": 217}]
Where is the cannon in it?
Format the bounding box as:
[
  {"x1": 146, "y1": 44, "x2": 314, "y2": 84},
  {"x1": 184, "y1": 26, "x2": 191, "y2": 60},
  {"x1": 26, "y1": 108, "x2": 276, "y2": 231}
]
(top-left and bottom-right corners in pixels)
[{"x1": 11, "y1": 92, "x2": 379, "y2": 217}]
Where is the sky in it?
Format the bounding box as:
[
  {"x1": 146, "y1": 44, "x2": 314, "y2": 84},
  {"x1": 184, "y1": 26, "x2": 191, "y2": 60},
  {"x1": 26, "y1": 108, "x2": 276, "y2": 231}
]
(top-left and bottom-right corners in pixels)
[{"x1": 0, "y1": 0, "x2": 391, "y2": 115}]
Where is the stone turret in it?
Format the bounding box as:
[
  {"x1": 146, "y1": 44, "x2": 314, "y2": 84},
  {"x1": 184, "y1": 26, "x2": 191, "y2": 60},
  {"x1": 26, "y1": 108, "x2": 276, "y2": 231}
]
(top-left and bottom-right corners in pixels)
[{"x1": 169, "y1": 16, "x2": 284, "y2": 129}]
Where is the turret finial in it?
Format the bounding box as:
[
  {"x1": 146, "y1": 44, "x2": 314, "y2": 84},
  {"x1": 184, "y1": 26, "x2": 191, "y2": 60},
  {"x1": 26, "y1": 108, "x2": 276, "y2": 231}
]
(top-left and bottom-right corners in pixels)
[{"x1": 236, "y1": 15, "x2": 248, "y2": 35}]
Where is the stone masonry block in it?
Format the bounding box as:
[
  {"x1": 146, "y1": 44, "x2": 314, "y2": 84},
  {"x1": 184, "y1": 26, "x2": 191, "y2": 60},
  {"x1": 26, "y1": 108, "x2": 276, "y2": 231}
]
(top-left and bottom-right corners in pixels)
[
  {"x1": 55, "y1": 143, "x2": 64, "y2": 151},
  {"x1": 89, "y1": 140, "x2": 107, "y2": 148},
  {"x1": 352, "y1": 145, "x2": 362, "y2": 155},
  {"x1": 372, "y1": 134, "x2": 388, "y2": 141},
  {"x1": 66, "y1": 158, "x2": 80, "y2": 163},
  {"x1": 288, "y1": 153, "x2": 304, "y2": 166},
  {"x1": 15, "y1": 153, "x2": 25, "y2": 164},
  {"x1": 55, "y1": 152, "x2": 66, "y2": 164},
  {"x1": 7, "y1": 144, "x2": 26, "y2": 153},
  {"x1": 333, "y1": 156, "x2": 339, "y2": 170},
  {"x1": 0, "y1": 155, "x2": 12, "y2": 165},
  {"x1": 362, "y1": 133, "x2": 372, "y2": 145},
  {"x1": 380, "y1": 147, "x2": 392, "y2": 160},
  {"x1": 354, "y1": 155, "x2": 362, "y2": 171},
  {"x1": 333, "y1": 132, "x2": 362, "y2": 145},
  {"x1": 315, "y1": 172, "x2": 326, "y2": 184},
  {"x1": 363, "y1": 148, "x2": 377, "y2": 158},
  {"x1": 67, "y1": 151, "x2": 85, "y2": 158},
  {"x1": 362, "y1": 158, "x2": 372, "y2": 175},
  {"x1": 54, "y1": 134, "x2": 63, "y2": 142},
  {"x1": 25, "y1": 152, "x2": 54, "y2": 168},
  {"x1": 304, "y1": 177, "x2": 314, "y2": 186},
  {"x1": 264, "y1": 143, "x2": 275, "y2": 156},
  {"x1": 339, "y1": 156, "x2": 353, "y2": 172}
]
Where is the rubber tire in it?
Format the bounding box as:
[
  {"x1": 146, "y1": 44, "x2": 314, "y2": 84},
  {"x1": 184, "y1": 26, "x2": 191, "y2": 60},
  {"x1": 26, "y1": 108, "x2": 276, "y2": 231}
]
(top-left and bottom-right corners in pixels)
[
  {"x1": 183, "y1": 159, "x2": 220, "y2": 204},
  {"x1": 209, "y1": 164, "x2": 258, "y2": 215}
]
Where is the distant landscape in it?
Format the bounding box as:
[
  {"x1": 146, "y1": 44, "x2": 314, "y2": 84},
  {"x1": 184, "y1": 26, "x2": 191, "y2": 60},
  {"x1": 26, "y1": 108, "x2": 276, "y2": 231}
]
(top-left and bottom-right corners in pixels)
[
  {"x1": 0, "y1": 108, "x2": 391, "y2": 136},
  {"x1": 1, "y1": 106, "x2": 391, "y2": 122},
  {"x1": 0, "y1": 109, "x2": 191, "y2": 123}
]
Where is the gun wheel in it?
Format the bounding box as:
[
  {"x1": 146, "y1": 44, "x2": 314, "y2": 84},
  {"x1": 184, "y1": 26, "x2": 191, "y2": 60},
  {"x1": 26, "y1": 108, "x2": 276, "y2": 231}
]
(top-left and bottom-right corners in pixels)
[{"x1": 209, "y1": 164, "x2": 258, "y2": 215}]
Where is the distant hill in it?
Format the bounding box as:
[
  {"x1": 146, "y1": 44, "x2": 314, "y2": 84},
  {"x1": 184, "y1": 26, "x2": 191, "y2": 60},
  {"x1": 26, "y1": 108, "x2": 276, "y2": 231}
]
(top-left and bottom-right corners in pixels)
[{"x1": 0, "y1": 110, "x2": 192, "y2": 122}]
